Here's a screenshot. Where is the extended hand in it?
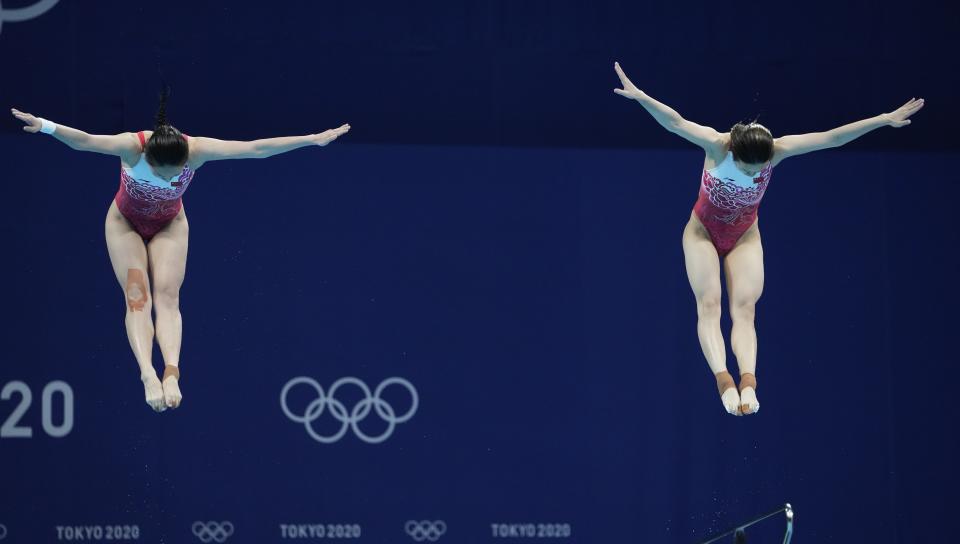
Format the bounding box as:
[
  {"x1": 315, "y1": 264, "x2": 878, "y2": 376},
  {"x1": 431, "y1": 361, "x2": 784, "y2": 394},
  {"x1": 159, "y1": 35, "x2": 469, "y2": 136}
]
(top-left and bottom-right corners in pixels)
[
  {"x1": 11, "y1": 108, "x2": 41, "y2": 133},
  {"x1": 885, "y1": 98, "x2": 924, "y2": 127},
  {"x1": 613, "y1": 62, "x2": 645, "y2": 101},
  {"x1": 314, "y1": 123, "x2": 351, "y2": 146}
]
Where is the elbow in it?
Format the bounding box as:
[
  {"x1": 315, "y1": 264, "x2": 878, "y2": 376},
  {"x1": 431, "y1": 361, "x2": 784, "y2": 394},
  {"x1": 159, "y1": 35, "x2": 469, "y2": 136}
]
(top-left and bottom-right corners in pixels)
[
  {"x1": 69, "y1": 133, "x2": 93, "y2": 152},
  {"x1": 820, "y1": 131, "x2": 844, "y2": 149},
  {"x1": 665, "y1": 116, "x2": 688, "y2": 134},
  {"x1": 826, "y1": 135, "x2": 845, "y2": 149},
  {"x1": 249, "y1": 143, "x2": 269, "y2": 159}
]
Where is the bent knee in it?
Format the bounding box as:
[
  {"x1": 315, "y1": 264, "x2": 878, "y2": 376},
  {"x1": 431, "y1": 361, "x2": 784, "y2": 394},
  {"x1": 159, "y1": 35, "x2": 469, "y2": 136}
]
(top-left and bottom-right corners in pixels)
[{"x1": 125, "y1": 268, "x2": 151, "y2": 312}]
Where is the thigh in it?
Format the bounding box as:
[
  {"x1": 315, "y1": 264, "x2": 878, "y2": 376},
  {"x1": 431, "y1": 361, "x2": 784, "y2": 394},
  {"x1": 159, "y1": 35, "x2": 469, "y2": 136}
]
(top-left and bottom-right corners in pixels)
[
  {"x1": 147, "y1": 208, "x2": 189, "y2": 296},
  {"x1": 682, "y1": 213, "x2": 722, "y2": 299},
  {"x1": 105, "y1": 201, "x2": 150, "y2": 289},
  {"x1": 724, "y1": 222, "x2": 764, "y2": 305}
]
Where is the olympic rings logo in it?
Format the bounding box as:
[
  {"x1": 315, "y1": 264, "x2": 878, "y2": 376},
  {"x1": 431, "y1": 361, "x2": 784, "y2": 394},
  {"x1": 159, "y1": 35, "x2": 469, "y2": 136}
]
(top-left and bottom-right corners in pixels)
[
  {"x1": 0, "y1": 523, "x2": 7, "y2": 540},
  {"x1": 0, "y1": 0, "x2": 59, "y2": 36},
  {"x1": 192, "y1": 521, "x2": 234, "y2": 543},
  {"x1": 280, "y1": 377, "x2": 418, "y2": 444},
  {"x1": 405, "y1": 520, "x2": 446, "y2": 542}
]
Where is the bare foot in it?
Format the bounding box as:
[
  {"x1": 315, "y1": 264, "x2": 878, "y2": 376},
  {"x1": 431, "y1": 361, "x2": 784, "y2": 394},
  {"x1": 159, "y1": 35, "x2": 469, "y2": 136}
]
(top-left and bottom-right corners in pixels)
[
  {"x1": 739, "y1": 373, "x2": 759, "y2": 415},
  {"x1": 141, "y1": 373, "x2": 166, "y2": 412},
  {"x1": 721, "y1": 388, "x2": 742, "y2": 416},
  {"x1": 162, "y1": 365, "x2": 182, "y2": 409},
  {"x1": 715, "y1": 371, "x2": 742, "y2": 416}
]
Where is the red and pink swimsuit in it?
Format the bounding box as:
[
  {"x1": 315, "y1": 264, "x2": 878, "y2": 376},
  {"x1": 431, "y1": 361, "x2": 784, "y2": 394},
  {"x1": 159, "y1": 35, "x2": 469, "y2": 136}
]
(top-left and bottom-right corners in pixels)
[
  {"x1": 115, "y1": 131, "x2": 195, "y2": 240},
  {"x1": 693, "y1": 151, "x2": 772, "y2": 256}
]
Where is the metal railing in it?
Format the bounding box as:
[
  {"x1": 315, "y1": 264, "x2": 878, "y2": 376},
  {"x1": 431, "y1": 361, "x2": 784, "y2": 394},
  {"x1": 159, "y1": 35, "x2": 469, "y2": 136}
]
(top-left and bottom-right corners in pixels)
[{"x1": 696, "y1": 503, "x2": 794, "y2": 544}]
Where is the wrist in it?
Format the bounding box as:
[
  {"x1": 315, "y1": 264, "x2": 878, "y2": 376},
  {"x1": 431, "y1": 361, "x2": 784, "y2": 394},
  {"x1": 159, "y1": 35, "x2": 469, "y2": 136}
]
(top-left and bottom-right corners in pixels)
[{"x1": 38, "y1": 118, "x2": 57, "y2": 134}]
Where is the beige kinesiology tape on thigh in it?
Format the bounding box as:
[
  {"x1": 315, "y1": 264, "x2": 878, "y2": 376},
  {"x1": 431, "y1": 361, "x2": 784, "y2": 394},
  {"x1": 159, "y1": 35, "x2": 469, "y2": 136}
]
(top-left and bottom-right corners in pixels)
[{"x1": 126, "y1": 269, "x2": 149, "y2": 312}]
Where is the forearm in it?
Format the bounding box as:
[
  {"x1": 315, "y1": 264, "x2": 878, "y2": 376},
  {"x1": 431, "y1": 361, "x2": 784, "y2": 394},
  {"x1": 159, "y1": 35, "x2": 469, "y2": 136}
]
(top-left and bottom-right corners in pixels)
[
  {"x1": 631, "y1": 91, "x2": 686, "y2": 132},
  {"x1": 823, "y1": 114, "x2": 890, "y2": 148},
  {"x1": 251, "y1": 135, "x2": 316, "y2": 158},
  {"x1": 47, "y1": 122, "x2": 95, "y2": 151},
  {"x1": 12, "y1": 108, "x2": 136, "y2": 157}
]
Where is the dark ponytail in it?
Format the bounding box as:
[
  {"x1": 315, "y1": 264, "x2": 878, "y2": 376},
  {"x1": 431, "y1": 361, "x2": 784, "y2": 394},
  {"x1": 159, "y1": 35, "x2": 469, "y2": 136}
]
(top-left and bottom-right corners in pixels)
[
  {"x1": 155, "y1": 86, "x2": 171, "y2": 129},
  {"x1": 145, "y1": 86, "x2": 189, "y2": 167},
  {"x1": 729, "y1": 121, "x2": 774, "y2": 164}
]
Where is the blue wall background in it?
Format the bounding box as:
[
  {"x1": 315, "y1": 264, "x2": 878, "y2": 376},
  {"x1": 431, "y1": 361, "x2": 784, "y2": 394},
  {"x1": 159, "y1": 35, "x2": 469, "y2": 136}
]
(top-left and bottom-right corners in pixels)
[{"x1": 1, "y1": 1, "x2": 958, "y2": 543}]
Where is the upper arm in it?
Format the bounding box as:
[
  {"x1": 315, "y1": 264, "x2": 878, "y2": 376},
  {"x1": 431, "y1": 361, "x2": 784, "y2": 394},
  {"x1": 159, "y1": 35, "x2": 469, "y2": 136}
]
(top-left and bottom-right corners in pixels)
[
  {"x1": 669, "y1": 120, "x2": 726, "y2": 158},
  {"x1": 772, "y1": 133, "x2": 838, "y2": 166},
  {"x1": 191, "y1": 137, "x2": 261, "y2": 164},
  {"x1": 78, "y1": 132, "x2": 141, "y2": 158}
]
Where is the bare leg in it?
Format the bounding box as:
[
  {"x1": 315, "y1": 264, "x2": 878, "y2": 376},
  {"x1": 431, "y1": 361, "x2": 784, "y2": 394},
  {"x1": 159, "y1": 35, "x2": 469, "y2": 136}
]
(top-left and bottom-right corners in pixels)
[
  {"x1": 148, "y1": 208, "x2": 189, "y2": 409},
  {"x1": 682, "y1": 212, "x2": 739, "y2": 415},
  {"x1": 724, "y1": 221, "x2": 764, "y2": 415},
  {"x1": 105, "y1": 202, "x2": 164, "y2": 412}
]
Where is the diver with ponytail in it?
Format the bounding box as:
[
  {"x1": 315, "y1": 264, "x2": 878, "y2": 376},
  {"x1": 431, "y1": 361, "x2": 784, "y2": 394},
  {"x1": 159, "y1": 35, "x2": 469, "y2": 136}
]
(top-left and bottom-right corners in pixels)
[
  {"x1": 11, "y1": 91, "x2": 350, "y2": 412},
  {"x1": 144, "y1": 87, "x2": 189, "y2": 168}
]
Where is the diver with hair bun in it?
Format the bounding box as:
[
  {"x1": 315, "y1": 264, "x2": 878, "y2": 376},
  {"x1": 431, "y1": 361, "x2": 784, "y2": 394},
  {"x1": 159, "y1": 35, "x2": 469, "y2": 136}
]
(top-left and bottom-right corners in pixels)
[{"x1": 612, "y1": 61, "x2": 923, "y2": 415}]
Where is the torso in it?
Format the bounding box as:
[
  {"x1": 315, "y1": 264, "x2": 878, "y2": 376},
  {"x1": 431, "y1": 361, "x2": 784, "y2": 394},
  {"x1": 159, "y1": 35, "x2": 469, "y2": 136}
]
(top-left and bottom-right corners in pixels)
[
  {"x1": 113, "y1": 131, "x2": 198, "y2": 238},
  {"x1": 690, "y1": 141, "x2": 773, "y2": 256},
  {"x1": 695, "y1": 150, "x2": 772, "y2": 225},
  {"x1": 118, "y1": 131, "x2": 197, "y2": 204}
]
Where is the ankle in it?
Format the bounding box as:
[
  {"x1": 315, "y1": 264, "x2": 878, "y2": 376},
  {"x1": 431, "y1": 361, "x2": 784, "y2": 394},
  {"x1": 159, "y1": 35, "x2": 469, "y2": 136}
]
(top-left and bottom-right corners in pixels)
[
  {"x1": 162, "y1": 365, "x2": 180, "y2": 382},
  {"x1": 715, "y1": 371, "x2": 736, "y2": 395}
]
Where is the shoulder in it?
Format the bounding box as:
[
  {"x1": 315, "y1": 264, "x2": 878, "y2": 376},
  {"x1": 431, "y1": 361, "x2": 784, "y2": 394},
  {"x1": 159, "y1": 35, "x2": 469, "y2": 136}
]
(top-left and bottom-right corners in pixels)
[
  {"x1": 704, "y1": 133, "x2": 730, "y2": 166},
  {"x1": 118, "y1": 132, "x2": 144, "y2": 166},
  {"x1": 134, "y1": 130, "x2": 151, "y2": 151},
  {"x1": 186, "y1": 135, "x2": 209, "y2": 170},
  {"x1": 771, "y1": 137, "x2": 794, "y2": 167},
  {"x1": 716, "y1": 132, "x2": 731, "y2": 150}
]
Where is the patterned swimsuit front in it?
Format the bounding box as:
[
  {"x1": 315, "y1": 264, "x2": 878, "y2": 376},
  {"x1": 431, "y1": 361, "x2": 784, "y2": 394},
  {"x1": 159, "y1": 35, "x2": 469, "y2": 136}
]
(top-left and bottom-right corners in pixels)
[
  {"x1": 114, "y1": 131, "x2": 196, "y2": 240},
  {"x1": 692, "y1": 151, "x2": 773, "y2": 256}
]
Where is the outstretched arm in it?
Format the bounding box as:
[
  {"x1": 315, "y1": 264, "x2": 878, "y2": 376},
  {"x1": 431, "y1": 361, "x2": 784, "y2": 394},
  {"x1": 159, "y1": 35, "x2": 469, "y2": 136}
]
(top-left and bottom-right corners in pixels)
[
  {"x1": 773, "y1": 98, "x2": 924, "y2": 165},
  {"x1": 612, "y1": 62, "x2": 725, "y2": 157},
  {"x1": 192, "y1": 124, "x2": 351, "y2": 165},
  {"x1": 11, "y1": 108, "x2": 140, "y2": 158}
]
